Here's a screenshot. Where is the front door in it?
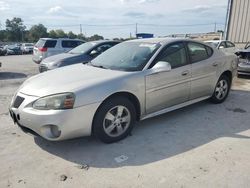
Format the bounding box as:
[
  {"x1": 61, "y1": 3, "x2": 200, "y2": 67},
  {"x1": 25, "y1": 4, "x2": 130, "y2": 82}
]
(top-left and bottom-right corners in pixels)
[{"x1": 145, "y1": 42, "x2": 191, "y2": 114}]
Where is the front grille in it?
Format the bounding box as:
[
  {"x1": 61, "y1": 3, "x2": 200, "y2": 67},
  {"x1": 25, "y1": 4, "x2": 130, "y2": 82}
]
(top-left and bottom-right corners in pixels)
[
  {"x1": 13, "y1": 96, "x2": 25, "y2": 108},
  {"x1": 39, "y1": 64, "x2": 48, "y2": 73}
]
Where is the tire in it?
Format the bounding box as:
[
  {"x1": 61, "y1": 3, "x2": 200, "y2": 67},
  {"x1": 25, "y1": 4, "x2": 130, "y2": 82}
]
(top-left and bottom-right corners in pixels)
[
  {"x1": 93, "y1": 96, "x2": 136, "y2": 143},
  {"x1": 210, "y1": 75, "x2": 231, "y2": 104}
]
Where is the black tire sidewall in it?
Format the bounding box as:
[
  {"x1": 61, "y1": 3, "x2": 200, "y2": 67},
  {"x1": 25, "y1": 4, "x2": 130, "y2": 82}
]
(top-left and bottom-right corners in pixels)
[{"x1": 93, "y1": 97, "x2": 136, "y2": 143}]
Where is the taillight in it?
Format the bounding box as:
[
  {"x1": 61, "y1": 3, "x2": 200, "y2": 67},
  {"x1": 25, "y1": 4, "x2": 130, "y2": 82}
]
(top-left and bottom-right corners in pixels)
[{"x1": 38, "y1": 47, "x2": 47, "y2": 52}]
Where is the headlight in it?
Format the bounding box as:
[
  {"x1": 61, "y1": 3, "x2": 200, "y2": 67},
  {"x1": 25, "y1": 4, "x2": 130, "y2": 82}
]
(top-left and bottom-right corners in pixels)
[
  {"x1": 33, "y1": 93, "x2": 75, "y2": 110},
  {"x1": 48, "y1": 61, "x2": 63, "y2": 68}
]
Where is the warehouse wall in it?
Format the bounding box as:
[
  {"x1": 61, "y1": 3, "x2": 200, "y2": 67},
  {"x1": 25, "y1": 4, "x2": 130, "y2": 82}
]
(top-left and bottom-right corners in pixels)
[{"x1": 226, "y1": 0, "x2": 250, "y2": 48}]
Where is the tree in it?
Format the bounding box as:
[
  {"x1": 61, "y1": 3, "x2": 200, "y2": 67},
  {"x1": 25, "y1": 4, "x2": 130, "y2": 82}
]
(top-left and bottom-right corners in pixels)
[
  {"x1": 0, "y1": 30, "x2": 7, "y2": 42},
  {"x1": 29, "y1": 24, "x2": 48, "y2": 42},
  {"x1": 5, "y1": 17, "x2": 26, "y2": 42},
  {"x1": 88, "y1": 34, "x2": 104, "y2": 41},
  {"x1": 68, "y1": 31, "x2": 77, "y2": 39},
  {"x1": 48, "y1": 29, "x2": 67, "y2": 38},
  {"x1": 48, "y1": 30, "x2": 57, "y2": 38},
  {"x1": 77, "y1": 33, "x2": 87, "y2": 41},
  {"x1": 55, "y1": 29, "x2": 67, "y2": 38}
]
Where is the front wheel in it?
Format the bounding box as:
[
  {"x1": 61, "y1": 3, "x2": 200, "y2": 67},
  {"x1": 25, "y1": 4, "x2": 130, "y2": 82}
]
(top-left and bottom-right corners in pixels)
[
  {"x1": 93, "y1": 97, "x2": 136, "y2": 143},
  {"x1": 210, "y1": 75, "x2": 231, "y2": 104}
]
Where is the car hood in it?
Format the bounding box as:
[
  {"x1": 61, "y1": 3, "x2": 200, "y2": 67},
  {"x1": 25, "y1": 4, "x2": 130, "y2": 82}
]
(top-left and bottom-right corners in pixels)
[
  {"x1": 18, "y1": 64, "x2": 131, "y2": 97},
  {"x1": 42, "y1": 53, "x2": 86, "y2": 64}
]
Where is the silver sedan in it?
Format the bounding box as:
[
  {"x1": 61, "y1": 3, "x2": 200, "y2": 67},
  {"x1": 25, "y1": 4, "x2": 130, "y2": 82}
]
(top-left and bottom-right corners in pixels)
[{"x1": 9, "y1": 38, "x2": 238, "y2": 143}]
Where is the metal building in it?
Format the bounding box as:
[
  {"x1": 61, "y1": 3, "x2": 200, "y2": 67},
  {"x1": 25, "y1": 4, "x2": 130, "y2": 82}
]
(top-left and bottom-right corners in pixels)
[{"x1": 225, "y1": 0, "x2": 250, "y2": 48}]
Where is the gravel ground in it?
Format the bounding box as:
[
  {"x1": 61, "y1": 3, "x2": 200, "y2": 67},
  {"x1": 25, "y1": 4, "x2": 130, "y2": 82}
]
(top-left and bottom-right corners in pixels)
[{"x1": 0, "y1": 55, "x2": 250, "y2": 188}]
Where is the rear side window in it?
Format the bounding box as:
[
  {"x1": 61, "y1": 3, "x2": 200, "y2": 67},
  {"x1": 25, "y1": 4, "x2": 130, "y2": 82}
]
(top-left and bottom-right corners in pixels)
[
  {"x1": 62, "y1": 40, "x2": 83, "y2": 48},
  {"x1": 188, "y1": 42, "x2": 210, "y2": 63},
  {"x1": 35, "y1": 39, "x2": 46, "y2": 47},
  {"x1": 226, "y1": 42, "x2": 235, "y2": 48},
  {"x1": 44, "y1": 40, "x2": 57, "y2": 48},
  {"x1": 219, "y1": 42, "x2": 226, "y2": 49}
]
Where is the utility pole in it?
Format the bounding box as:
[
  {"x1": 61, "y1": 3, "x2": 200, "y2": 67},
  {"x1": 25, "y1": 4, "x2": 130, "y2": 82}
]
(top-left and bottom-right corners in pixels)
[
  {"x1": 135, "y1": 23, "x2": 138, "y2": 38},
  {"x1": 214, "y1": 22, "x2": 217, "y2": 33},
  {"x1": 80, "y1": 24, "x2": 82, "y2": 34}
]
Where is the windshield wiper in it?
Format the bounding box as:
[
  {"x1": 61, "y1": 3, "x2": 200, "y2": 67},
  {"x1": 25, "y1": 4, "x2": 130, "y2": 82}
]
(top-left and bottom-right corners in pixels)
[{"x1": 86, "y1": 61, "x2": 108, "y2": 69}]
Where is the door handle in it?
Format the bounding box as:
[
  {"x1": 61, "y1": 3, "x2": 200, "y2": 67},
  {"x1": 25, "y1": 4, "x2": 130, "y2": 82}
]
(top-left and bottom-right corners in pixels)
[
  {"x1": 182, "y1": 70, "x2": 189, "y2": 76},
  {"x1": 213, "y1": 62, "x2": 218, "y2": 67}
]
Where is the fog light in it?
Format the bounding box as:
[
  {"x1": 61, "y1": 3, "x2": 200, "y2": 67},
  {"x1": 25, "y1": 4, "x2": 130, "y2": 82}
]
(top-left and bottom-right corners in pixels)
[
  {"x1": 40, "y1": 125, "x2": 61, "y2": 139},
  {"x1": 51, "y1": 125, "x2": 61, "y2": 138}
]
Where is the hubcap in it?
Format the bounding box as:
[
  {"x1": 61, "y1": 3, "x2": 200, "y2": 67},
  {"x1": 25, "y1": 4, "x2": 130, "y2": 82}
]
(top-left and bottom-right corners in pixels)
[
  {"x1": 103, "y1": 105, "x2": 131, "y2": 137},
  {"x1": 215, "y1": 79, "x2": 228, "y2": 100}
]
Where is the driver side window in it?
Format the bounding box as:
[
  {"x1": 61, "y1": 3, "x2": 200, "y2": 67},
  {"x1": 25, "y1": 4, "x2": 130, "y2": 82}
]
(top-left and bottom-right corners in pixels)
[{"x1": 156, "y1": 43, "x2": 188, "y2": 69}]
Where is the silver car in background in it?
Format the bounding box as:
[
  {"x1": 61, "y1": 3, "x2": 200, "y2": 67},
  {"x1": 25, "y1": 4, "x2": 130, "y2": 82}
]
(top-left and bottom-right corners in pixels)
[
  {"x1": 10, "y1": 38, "x2": 237, "y2": 143},
  {"x1": 205, "y1": 40, "x2": 237, "y2": 54},
  {"x1": 32, "y1": 38, "x2": 84, "y2": 64},
  {"x1": 21, "y1": 43, "x2": 34, "y2": 54}
]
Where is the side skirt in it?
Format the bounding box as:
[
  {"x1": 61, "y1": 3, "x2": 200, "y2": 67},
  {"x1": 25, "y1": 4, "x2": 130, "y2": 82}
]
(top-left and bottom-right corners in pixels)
[{"x1": 141, "y1": 96, "x2": 210, "y2": 120}]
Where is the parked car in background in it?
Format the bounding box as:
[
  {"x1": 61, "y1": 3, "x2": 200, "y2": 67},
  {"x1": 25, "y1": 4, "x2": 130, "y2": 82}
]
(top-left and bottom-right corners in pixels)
[
  {"x1": 236, "y1": 42, "x2": 250, "y2": 76},
  {"x1": 9, "y1": 38, "x2": 237, "y2": 143},
  {"x1": 39, "y1": 40, "x2": 120, "y2": 72},
  {"x1": 0, "y1": 46, "x2": 7, "y2": 56},
  {"x1": 5, "y1": 45, "x2": 22, "y2": 55},
  {"x1": 21, "y1": 43, "x2": 34, "y2": 54},
  {"x1": 32, "y1": 38, "x2": 84, "y2": 64},
  {"x1": 205, "y1": 40, "x2": 237, "y2": 54}
]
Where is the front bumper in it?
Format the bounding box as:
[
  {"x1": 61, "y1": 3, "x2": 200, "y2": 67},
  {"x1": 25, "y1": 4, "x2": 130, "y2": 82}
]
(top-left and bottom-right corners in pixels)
[{"x1": 9, "y1": 92, "x2": 101, "y2": 141}]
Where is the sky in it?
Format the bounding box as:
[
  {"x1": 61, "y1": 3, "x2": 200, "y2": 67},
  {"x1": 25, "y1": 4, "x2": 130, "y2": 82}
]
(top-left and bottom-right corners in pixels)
[{"x1": 0, "y1": 0, "x2": 229, "y2": 38}]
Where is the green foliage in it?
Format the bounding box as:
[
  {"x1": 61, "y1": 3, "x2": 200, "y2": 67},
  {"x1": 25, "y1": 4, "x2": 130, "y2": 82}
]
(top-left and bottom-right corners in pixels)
[
  {"x1": 0, "y1": 17, "x2": 105, "y2": 43},
  {"x1": 88, "y1": 34, "x2": 104, "y2": 41},
  {"x1": 29, "y1": 24, "x2": 48, "y2": 42},
  {"x1": 5, "y1": 17, "x2": 26, "y2": 42},
  {"x1": 68, "y1": 31, "x2": 77, "y2": 39}
]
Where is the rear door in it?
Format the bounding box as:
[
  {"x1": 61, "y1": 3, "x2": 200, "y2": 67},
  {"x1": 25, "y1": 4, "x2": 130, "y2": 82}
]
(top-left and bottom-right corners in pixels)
[{"x1": 188, "y1": 42, "x2": 218, "y2": 100}]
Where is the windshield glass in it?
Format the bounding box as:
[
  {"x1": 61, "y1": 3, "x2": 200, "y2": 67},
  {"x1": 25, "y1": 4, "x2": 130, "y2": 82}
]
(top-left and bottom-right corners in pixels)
[
  {"x1": 68, "y1": 42, "x2": 96, "y2": 54},
  {"x1": 91, "y1": 42, "x2": 160, "y2": 71},
  {"x1": 25, "y1": 43, "x2": 33, "y2": 46},
  {"x1": 206, "y1": 42, "x2": 219, "y2": 48}
]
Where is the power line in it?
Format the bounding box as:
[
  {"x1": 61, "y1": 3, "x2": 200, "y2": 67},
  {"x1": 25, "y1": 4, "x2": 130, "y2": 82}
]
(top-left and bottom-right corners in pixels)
[{"x1": 23, "y1": 22, "x2": 225, "y2": 28}]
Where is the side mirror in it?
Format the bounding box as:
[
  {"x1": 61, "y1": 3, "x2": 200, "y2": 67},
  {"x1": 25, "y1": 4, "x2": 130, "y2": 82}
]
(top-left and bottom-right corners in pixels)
[
  {"x1": 90, "y1": 50, "x2": 99, "y2": 56},
  {"x1": 152, "y1": 61, "x2": 172, "y2": 72}
]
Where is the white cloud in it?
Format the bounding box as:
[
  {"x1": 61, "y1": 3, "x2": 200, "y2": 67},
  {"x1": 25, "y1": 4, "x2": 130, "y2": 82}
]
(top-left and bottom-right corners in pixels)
[
  {"x1": 47, "y1": 6, "x2": 63, "y2": 14},
  {"x1": 0, "y1": 1, "x2": 10, "y2": 11}
]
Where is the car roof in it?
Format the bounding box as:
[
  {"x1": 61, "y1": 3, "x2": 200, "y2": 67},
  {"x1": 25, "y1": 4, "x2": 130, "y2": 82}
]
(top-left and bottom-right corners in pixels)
[
  {"x1": 87, "y1": 40, "x2": 120, "y2": 44},
  {"x1": 40, "y1": 38, "x2": 84, "y2": 41},
  {"x1": 125, "y1": 37, "x2": 208, "y2": 46},
  {"x1": 205, "y1": 40, "x2": 233, "y2": 43}
]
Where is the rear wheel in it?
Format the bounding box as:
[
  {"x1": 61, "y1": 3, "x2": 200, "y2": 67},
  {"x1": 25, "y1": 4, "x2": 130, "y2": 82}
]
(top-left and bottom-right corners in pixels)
[
  {"x1": 93, "y1": 97, "x2": 136, "y2": 143},
  {"x1": 210, "y1": 75, "x2": 231, "y2": 104}
]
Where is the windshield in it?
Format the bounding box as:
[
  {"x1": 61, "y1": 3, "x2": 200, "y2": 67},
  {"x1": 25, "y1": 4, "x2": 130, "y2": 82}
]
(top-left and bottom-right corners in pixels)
[
  {"x1": 25, "y1": 43, "x2": 33, "y2": 46},
  {"x1": 68, "y1": 42, "x2": 96, "y2": 54},
  {"x1": 206, "y1": 42, "x2": 219, "y2": 48},
  {"x1": 91, "y1": 42, "x2": 160, "y2": 71}
]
